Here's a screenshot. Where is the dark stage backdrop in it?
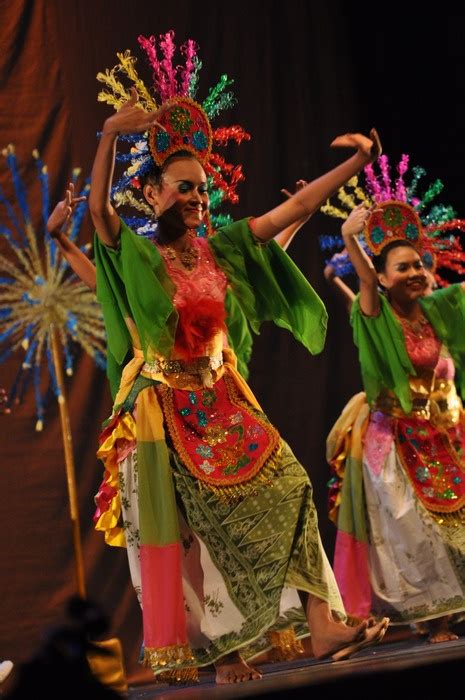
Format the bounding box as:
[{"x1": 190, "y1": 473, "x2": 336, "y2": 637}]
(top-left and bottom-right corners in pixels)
[{"x1": 1, "y1": 0, "x2": 465, "y2": 683}]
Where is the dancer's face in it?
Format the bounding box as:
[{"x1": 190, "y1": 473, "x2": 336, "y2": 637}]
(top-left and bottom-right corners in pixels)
[
  {"x1": 378, "y1": 246, "x2": 428, "y2": 305},
  {"x1": 145, "y1": 157, "x2": 209, "y2": 237}
]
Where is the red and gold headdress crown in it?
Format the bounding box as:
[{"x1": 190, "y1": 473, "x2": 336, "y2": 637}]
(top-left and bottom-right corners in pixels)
[
  {"x1": 148, "y1": 96, "x2": 212, "y2": 167},
  {"x1": 320, "y1": 154, "x2": 465, "y2": 285},
  {"x1": 96, "y1": 30, "x2": 250, "y2": 236},
  {"x1": 365, "y1": 200, "x2": 422, "y2": 255}
]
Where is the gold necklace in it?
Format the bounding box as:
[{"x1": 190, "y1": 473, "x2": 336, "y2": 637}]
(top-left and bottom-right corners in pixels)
[
  {"x1": 159, "y1": 231, "x2": 199, "y2": 271},
  {"x1": 395, "y1": 311, "x2": 429, "y2": 338}
]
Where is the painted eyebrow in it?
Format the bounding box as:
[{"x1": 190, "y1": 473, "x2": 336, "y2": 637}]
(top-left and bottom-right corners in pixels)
[
  {"x1": 174, "y1": 179, "x2": 207, "y2": 185},
  {"x1": 394, "y1": 260, "x2": 422, "y2": 267}
]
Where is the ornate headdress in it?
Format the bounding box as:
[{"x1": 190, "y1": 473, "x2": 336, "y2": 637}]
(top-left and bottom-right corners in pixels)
[
  {"x1": 320, "y1": 154, "x2": 465, "y2": 285},
  {"x1": 96, "y1": 31, "x2": 250, "y2": 237}
]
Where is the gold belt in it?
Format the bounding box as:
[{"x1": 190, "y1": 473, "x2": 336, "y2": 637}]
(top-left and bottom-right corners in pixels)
[
  {"x1": 141, "y1": 352, "x2": 223, "y2": 388},
  {"x1": 373, "y1": 378, "x2": 462, "y2": 428}
]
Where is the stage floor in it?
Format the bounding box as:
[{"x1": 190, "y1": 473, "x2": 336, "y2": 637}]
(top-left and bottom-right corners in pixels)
[{"x1": 127, "y1": 630, "x2": 465, "y2": 699}]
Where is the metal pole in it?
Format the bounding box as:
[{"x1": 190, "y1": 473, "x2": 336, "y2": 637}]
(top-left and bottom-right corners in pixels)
[
  {"x1": 49, "y1": 325, "x2": 127, "y2": 693},
  {"x1": 50, "y1": 325, "x2": 86, "y2": 599}
]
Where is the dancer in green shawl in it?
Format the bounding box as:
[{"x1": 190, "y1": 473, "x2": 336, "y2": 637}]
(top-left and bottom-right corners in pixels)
[
  {"x1": 325, "y1": 156, "x2": 465, "y2": 644},
  {"x1": 89, "y1": 32, "x2": 388, "y2": 685}
]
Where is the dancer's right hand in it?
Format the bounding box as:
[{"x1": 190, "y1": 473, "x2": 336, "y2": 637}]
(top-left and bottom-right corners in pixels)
[
  {"x1": 324, "y1": 250, "x2": 348, "y2": 281},
  {"x1": 331, "y1": 128, "x2": 382, "y2": 162},
  {"x1": 102, "y1": 87, "x2": 165, "y2": 136},
  {"x1": 341, "y1": 204, "x2": 370, "y2": 238},
  {"x1": 280, "y1": 179, "x2": 308, "y2": 200}
]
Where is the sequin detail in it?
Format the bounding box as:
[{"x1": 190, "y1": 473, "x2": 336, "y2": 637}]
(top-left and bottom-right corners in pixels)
[
  {"x1": 156, "y1": 374, "x2": 279, "y2": 486},
  {"x1": 398, "y1": 314, "x2": 441, "y2": 369},
  {"x1": 155, "y1": 236, "x2": 228, "y2": 359},
  {"x1": 396, "y1": 417, "x2": 465, "y2": 513}
]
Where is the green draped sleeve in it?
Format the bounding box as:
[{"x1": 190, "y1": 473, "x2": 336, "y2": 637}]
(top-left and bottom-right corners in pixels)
[
  {"x1": 351, "y1": 284, "x2": 465, "y2": 412},
  {"x1": 209, "y1": 218, "x2": 328, "y2": 355},
  {"x1": 420, "y1": 283, "x2": 465, "y2": 398},
  {"x1": 94, "y1": 220, "x2": 178, "y2": 397},
  {"x1": 224, "y1": 289, "x2": 253, "y2": 379},
  {"x1": 351, "y1": 294, "x2": 414, "y2": 413},
  {"x1": 95, "y1": 217, "x2": 328, "y2": 395}
]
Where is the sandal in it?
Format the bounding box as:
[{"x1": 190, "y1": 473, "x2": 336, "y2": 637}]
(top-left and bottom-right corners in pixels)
[{"x1": 328, "y1": 617, "x2": 389, "y2": 662}]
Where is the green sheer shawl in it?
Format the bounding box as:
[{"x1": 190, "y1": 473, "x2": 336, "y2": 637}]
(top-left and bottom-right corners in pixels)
[
  {"x1": 95, "y1": 218, "x2": 327, "y2": 396},
  {"x1": 351, "y1": 284, "x2": 465, "y2": 413}
]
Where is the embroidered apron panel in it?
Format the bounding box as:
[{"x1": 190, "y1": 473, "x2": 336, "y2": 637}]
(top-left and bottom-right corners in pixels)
[
  {"x1": 157, "y1": 374, "x2": 280, "y2": 486},
  {"x1": 396, "y1": 417, "x2": 465, "y2": 513}
]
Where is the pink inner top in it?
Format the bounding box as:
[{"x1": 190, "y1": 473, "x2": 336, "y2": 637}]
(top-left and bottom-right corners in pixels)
[
  {"x1": 157, "y1": 237, "x2": 227, "y2": 309},
  {"x1": 400, "y1": 315, "x2": 455, "y2": 379},
  {"x1": 155, "y1": 237, "x2": 228, "y2": 358},
  {"x1": 364, "y1": 315, "x2": 455, "y2": 475}
]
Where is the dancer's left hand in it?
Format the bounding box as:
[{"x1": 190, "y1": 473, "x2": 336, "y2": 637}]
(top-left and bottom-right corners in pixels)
[{"x1": 47, "y1": 182, "x2": 86, "y2": 237}]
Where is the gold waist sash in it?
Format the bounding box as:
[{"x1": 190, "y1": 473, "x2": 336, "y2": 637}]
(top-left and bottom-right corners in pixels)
[
  {"x1": 373, "y1": 373, "x2": 462, "y2": 429},
  {"x1": 141, "y1": 351, "x2": 224, "y2": 389}
]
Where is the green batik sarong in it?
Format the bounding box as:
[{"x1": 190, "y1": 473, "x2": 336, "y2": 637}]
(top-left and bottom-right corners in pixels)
[{"x1": 170, "y1": 440, "x2": 345, "y2": 665}]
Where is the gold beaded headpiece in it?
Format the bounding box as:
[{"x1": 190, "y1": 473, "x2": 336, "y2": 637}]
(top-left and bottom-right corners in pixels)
[
  {"x1": 96, "y1": 30, "x2": 250, "y2": 236},
  {"x1": 320, "y1": 155, "x2": 465, "y2": 284}
]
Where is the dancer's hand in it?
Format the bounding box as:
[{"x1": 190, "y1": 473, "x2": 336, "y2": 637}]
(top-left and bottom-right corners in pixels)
[
  {"x1": 324, "y1": 250, "x2": 348, "y2": 281},
  {"x1": 341, "y1": 204, "x2": 370, "y2": 238},
  {"x1": 281, "y1": 179, "x2": 311, "y2": 224},
  {"x1": 47, "y1": 182, "x2": 86, "y2": 237},
  {"x1": 271, "y1": 179, "x2": 312, "y2": 250},
  {"x1": 331, "y1": 128, "x2": 382, "y2": 163},
  {"x1": 281, "y1": 179, "x2": 308, "y2": 200},
  {"x1": 102, "y1": 87, "x2": 165, "y2": 136},
  {"x1": 323, "y1": 263, "x2": 336, "y2": 282}
]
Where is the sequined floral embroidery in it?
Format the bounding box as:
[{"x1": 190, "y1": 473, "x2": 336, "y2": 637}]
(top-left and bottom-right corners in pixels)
[
  {"x1": 157, "y1": 374, "x2": 280, "y2": 486},
  {"x1": 396, "y1": 418, "x2": 465, "y2": 512}
]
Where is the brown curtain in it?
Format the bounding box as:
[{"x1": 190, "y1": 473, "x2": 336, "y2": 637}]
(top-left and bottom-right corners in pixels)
[{"x1": 2, "y1": 0, "x2": 462, "y2": 684}]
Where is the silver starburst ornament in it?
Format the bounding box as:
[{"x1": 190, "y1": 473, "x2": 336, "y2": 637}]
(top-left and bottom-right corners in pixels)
[{"x1": 0, "y1": 145, "x2": 106, "y2": 430}]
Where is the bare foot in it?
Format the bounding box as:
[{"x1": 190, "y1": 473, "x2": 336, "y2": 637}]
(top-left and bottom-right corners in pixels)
[
  {"x1": 312, "y1": 617, "x2": 389, "y2": 661},
  {"x1": 428, "y1": 616, "x2": 459, "y2": 644},
  {"x1": 412, "y1": 621, "x2": 429, "y2": 637},
  {"x1": 214, "y1": 651, "x2": 262, "y2": 684},
  {"x1": 331, "y1": 128, "x2": 382, "y2": 161}
]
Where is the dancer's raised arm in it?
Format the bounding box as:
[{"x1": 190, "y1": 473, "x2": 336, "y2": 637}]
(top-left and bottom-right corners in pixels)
[
  {"x1": 89, "y1": 88, "x2": 163, "y2": 247},
  {"x1": 252, "y1": 129, "x2": 381, "y2": 242},
  {"x1": 340, "y1": 204, "x2": 379, "y2": 316},
  {"x1": 323, "y1": 254, "x2": 356, "y2": 314},
  {"x1": 47, "y1": 182, "x2": 97, "y2": 290}
]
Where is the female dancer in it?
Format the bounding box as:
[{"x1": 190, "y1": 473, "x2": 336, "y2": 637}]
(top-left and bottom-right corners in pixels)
[
  {"x1": 87, "y1": 32, "x2": 388, "y2": 684},
  {"x1": 331, "y1": 187, "x2": 465, "y2": 642}
]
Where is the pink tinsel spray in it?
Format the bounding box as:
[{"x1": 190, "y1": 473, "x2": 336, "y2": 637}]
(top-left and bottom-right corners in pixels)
[
  {"x1": 180, "y1": 39, "x2": 198, "y2": 96},
  {"x1": 138, "y1": 33, "x2": 175, "y2": 101},
  {"x1": 395, "y1": 154, "x2": 409, "y2": 202},
  {"x1": 138, "y1": 35, "x2": 168, "y2": 101},
  {"x1": 159, "y1": 31, "x2": 177, "y2": 99},
  {"x1": 378, "y1": 155, "x2": 392, "y2": 201},
  {"x1": 364, "y1": 163, "x2": 383, "y2": 202}
]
